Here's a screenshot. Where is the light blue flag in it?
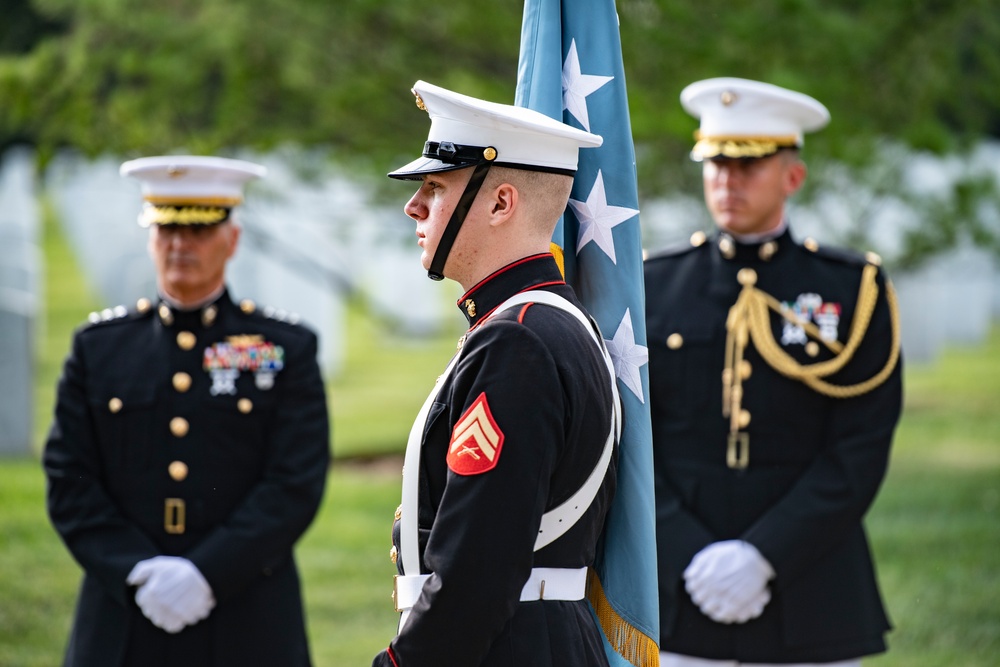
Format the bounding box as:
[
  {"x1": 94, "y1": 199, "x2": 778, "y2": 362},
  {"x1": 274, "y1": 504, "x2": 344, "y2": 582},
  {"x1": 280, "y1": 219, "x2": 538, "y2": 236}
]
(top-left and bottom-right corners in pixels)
[{"x1": 516, "y1": 1, "x2": 659, "y2": 666}]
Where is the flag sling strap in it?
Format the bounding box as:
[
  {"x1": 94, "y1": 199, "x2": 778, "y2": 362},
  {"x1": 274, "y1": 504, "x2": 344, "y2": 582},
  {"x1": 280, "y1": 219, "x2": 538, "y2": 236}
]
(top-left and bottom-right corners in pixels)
[{"x1": 397, "y1": 289, "x2": 620, "y2": 628}]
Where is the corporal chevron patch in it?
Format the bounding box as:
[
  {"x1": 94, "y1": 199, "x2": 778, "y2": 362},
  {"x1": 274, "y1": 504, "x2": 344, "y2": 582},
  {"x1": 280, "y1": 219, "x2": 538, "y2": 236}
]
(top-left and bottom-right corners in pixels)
[{"x1": 447, "y1": 392, "x2": 505, "y2": 475}]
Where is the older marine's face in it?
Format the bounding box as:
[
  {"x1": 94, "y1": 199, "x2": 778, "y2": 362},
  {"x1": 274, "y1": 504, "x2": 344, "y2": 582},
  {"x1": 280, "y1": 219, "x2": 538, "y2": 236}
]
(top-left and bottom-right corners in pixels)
[
  {"x1": 702, "y1": 152, "x2": 805, "y2": 236},
  {"x1": 148, "y1": 221, "x2": 240, "y2": 305}
]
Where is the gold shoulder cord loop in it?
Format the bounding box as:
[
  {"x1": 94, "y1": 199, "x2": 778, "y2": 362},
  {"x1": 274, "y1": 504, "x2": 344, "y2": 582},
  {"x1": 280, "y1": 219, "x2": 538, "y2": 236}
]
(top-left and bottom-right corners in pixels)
[{"x1": 722, "y1": 264, "x2": 902, "y2": 468}]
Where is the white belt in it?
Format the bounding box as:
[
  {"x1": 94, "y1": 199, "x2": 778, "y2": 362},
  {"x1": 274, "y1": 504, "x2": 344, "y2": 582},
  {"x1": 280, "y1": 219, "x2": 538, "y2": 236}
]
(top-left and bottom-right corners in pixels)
[{"x1": 393, "y1": 567, "x2": 587, "y2": 612}]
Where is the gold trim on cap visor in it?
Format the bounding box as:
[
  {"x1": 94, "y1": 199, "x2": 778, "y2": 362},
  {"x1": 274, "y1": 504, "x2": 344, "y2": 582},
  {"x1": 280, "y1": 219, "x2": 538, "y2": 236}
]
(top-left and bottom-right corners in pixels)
[
  {"x1": 692, "y1": 133, "x2": 800, "y2": 160},
  {"x1": 139, "y1": 204, "x2": 231, "y2": 226}
]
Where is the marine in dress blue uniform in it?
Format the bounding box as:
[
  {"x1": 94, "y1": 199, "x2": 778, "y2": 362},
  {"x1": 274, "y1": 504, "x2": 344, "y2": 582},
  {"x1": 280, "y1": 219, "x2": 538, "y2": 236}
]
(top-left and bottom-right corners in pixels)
[
  {"x1": 44, "y1": 157, "x2": 330, "y2": 667},
  {"x1": 371, "y1": 82, "x2": 619, "y2": 667},
  {"x1": 645, "y1": 79, "x2": 903, "y2": 666}
]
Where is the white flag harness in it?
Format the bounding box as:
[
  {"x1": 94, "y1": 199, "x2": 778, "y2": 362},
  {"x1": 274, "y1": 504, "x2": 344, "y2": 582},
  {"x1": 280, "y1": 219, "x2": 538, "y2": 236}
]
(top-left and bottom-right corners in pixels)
[{"x1": 395, "y1": 290, "x2": 621, "y2": 628}]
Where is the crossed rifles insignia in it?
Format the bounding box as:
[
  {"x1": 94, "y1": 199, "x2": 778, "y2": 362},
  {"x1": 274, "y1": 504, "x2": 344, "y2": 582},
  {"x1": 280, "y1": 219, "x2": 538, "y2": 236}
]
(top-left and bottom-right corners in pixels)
[{"x1": 447, "y1": 392, "x2": 505, "y2": 476}]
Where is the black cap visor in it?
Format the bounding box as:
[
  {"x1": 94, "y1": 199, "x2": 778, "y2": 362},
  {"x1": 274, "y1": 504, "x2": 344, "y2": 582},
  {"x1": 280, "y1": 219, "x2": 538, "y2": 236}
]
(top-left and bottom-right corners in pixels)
[{"x1": 387, "y1": 141, "x2": 494, "y2": 180}]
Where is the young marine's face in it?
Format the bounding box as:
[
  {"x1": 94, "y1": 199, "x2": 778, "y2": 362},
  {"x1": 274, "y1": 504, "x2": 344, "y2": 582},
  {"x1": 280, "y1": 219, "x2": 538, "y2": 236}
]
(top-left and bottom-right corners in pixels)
[
  {"x1": 702, "y1": 152, "x2": 805, "y2": 236},
  {"x1": 148, "y1": 221, "x2": 240, "y2": 305},
  {"x1": 404, "y1": 167, "x2": 475, "y2": 277}
]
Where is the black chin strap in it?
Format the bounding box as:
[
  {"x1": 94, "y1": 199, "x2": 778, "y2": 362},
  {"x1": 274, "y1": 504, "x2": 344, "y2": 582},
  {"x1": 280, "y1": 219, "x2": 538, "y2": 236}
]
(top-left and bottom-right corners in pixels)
[{"x1": 427, "y1": 160, "x2": 495, "y2": 281}]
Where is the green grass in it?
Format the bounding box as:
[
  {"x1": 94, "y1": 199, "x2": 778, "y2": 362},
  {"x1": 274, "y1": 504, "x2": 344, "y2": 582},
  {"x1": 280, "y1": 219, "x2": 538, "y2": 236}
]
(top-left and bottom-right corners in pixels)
[
  {"x1": 326, "y1": 300, "x2": 460, "y2": 460},
  {"x1": 864, "y1": 328, "x2": 1000, "y2": 667},
  {"x1": 6, "y1": 212, "x2": 1000, "y2": 665}
]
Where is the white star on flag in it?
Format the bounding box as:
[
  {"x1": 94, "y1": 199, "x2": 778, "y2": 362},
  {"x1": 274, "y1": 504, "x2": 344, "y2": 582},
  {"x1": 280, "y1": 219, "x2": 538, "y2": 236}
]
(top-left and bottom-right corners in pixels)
[
  {"x1": 605, "y1": 309, "x2": 649, "y2": 403},
  {"x1": 562, "y1": 39, "x2": 613, "y2": 132},
  {"x1": 569, "y1": 170, "x2": 639, "y2": 264}
]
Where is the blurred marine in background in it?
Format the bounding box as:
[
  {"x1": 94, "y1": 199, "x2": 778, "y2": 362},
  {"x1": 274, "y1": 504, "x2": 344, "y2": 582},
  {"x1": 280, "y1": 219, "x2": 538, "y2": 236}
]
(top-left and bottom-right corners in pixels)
[
  {"x1": 43, "y1": 156, "x2": 330, "y2": 667},
  {"x1": 372, "y1": 81, "x2": 619, "y2": 667},
  {"x1": 644, "y1": 78, "x2": 903, "y2": 667}
]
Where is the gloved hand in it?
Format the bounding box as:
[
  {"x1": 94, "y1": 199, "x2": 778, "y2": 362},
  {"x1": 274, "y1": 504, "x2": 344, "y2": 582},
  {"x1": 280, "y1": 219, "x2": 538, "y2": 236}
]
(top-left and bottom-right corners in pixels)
[
  {"x1": 683, "y1": 540, "x2": 774, "y2": 624},
  {"x1": 127, "y1": 556, "x2": 215, "y2": 633}
]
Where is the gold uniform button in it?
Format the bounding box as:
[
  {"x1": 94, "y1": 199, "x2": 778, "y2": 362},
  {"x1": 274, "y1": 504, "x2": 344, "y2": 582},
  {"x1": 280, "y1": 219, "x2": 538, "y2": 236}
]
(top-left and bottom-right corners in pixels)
[
  {"x1": 804, "y1": 237, "x2": 820, "y2": 252},
  {"x1": 690, "y1": 230, "x2": 707, "y2": 247},
  {"x1": 170, "y1": 417, "x2": 189, "y2": 438},
  {"x1": 738, "y1": 410, "x2": 752, "y2": 428},
  {"x1": 759, "y1": 241, "x2": 777, "y2": 261},
  {"x1": 237, "y1": 398, "x2": 253, "y2": 414},
  {"x1": 176, "y1": 331, "x2": 196, "y2": 351},
  {"x1": 136, "y1": 297, "x2": 152, "y2": 313},
  {"x1": 737, "y1": 268, "x2": 758, "y2": 286},
  {"x1": 805, "y1": 341, "x2": 821, "y2": 357},
  {"x1": 172, "y1": 372, "x2": 192, "y2": 393},
  {"x1": 865, "y1": 251, "x2": 882, "y2": 266},
  {"x1": 240, "y1": 299, "x2": 256, "y2": 314},
  {"x1": 168, "y1": 461, "x2": 189, "y2": 481},
  {"x1": 666, "y1": 333, "x2": 684, "y2": 350},
  {"x1": 108, "y1": 397, "x2": 123, "y2": 414}
]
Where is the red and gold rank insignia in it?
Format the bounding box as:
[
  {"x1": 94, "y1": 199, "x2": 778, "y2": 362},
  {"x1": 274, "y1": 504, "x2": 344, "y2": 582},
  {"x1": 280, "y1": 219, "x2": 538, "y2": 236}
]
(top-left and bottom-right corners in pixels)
[{"x1": 447, "y1": 392, "x2": 505, "y2": 476}]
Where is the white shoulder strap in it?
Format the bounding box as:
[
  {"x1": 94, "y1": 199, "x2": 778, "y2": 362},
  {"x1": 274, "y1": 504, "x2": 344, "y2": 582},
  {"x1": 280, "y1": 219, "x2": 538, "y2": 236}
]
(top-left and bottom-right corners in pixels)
[
  {"x1": 398, "y1": 290, "x2": 621, "y2": 579},
  {"x1": 490, "y1": 291, "x2": 621, "y2": 550}
]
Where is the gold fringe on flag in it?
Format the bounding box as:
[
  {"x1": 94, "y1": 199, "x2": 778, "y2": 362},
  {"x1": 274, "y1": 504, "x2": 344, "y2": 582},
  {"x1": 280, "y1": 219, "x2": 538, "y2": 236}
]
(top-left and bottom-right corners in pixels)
[
  {"x1": 587, "y1": 568, "x2": 659, "y2": 667},
  {"x1": 549, "y1": 242, "x2": 566, "y2": 278}
]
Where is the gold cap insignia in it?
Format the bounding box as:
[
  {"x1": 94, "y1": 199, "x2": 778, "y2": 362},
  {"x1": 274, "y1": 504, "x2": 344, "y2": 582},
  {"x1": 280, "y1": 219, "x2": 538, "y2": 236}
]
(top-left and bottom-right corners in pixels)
[{"x1": 413, "y1": 90, "x2": 427, "y2": 112}]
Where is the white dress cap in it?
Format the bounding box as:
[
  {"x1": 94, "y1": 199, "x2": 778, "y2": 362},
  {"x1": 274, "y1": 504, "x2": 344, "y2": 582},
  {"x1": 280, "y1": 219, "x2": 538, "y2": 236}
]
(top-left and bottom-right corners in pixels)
[
  {"x1": 389, "y1": 80, "x2": 602, "y2": 180},
  {"x1": 120, "y1": 156, "x2": 266, "y2": 226},
  {"x1": 680, "y1": 77, "x2": 830, "y2": 160}
]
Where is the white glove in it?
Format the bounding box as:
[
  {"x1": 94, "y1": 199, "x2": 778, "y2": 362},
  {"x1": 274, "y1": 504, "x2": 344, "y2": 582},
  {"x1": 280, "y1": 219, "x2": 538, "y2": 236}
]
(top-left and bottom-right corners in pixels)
[
  {"x1": 684, "y1": 540, "x2": 774, "y2": 624},
  {"x1": 127, "y1": 556, "x2": 216, "y2": 633}
]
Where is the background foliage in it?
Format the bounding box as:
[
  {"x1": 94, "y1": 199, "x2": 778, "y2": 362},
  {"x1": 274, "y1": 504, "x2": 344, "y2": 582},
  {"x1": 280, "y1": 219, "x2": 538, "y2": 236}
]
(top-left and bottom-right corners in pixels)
[
  {"x1": 2, "y1": 0, "x2": 998, "y2": 187},
  {"x1": 3, "y1": 0, "x2": 999, "y2": 267}
]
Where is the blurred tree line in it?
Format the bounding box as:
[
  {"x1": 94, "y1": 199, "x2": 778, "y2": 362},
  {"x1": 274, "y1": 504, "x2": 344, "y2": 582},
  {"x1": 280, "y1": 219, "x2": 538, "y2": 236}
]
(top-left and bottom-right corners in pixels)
[{"x1": 1, "y1": 0, "x2": 998, "y2": 266}]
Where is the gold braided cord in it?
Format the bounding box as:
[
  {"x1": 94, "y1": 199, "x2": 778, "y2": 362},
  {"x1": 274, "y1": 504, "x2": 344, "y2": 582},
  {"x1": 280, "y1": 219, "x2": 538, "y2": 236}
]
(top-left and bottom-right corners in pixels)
[
  {"x1": 586, "y1": 568, "x2": 659, "y2": 667},
  {"x1": 791, "y1": 279, "x2": 901, "y2": 397},
  {"x1": 725, "y1": 264, "x2": 901, "y2": 400},
  {"x1": 747, "y1": 264, "x2": 879, "y2": 381}
]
